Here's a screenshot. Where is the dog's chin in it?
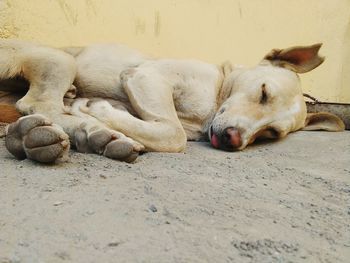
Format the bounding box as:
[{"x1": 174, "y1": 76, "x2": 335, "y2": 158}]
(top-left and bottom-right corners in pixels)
[{"x1": 209, "y1": 141, "x2": 246, "y2": 151}]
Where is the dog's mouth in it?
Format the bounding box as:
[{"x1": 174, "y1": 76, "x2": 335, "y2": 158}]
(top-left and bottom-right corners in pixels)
[
  {"x1": 209, "y1": 126, "x2": 219, "y2": 148},
  {"x1": 248, "y1": 127, "x2": 281, "y2": 144},
  {"x1": 211, "y1": 133, "x2": 220, "y2": 149},
  {"x1": 209, "y1": 125, "x2": 281, "y2": 150}
]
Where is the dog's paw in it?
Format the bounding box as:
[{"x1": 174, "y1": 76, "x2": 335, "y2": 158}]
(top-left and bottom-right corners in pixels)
[
  {"x1": 103, "y1": 140, "x2": 139, "y2": 163},
  {"x1": 5, "y1": 114, "x2": 70, "y2": 163},
  {"x1": 74, "y1": 125, "x2": 144, "y2": 163}
]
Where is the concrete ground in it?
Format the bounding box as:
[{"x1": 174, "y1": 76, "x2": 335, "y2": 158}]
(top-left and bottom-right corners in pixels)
[{"x1": 0, "y1": 131, "x2": 349, "y2": 263}]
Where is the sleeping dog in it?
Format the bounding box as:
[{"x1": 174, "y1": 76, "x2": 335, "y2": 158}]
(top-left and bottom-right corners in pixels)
[{"x1": 0, "y1": 40, "x2": 344, "y2": 163}]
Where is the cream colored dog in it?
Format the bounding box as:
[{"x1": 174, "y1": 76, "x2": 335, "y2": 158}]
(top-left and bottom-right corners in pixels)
[{"x1": 0, "y1": 40, "x2": 344, "y2": 163}]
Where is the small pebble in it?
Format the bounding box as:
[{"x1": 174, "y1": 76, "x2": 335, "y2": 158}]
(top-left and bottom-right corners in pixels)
[
  {"x1": 55, "y1": 251, "x2": 70, "y2": 260},
  {"x1": 18, "y1": 241, "x2": 29, "y2": 247},
  {"x1": 86, "y1": 210, "x2": 95, "y2": 215},
  {"x1": 149, "y1": 204, "x2": 157, "y2": 212},
  {"x1": 108, "y1": 241, "x2": 121, "y2": 247}
]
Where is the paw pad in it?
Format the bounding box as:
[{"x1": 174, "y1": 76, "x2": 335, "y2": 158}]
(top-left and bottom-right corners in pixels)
[{"x1": 5, "y1": 115, "x2": 70, "y2": 163}]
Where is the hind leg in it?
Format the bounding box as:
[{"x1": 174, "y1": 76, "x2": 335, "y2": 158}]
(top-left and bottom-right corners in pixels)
[
  {"x1": 5, "y1": 114, "x2": 70, "y2": 163},
  {"x1": 1, "y1": 40, "x2": 144, "y2": 163},
  {"x1": 0, "y1": 40, "x2": 76, "y2": 114}
]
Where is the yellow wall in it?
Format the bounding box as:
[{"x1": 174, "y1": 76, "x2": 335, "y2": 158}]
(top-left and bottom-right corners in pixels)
[{"x1": 0, "y1": 0, "x2": 349, "y2": 102}]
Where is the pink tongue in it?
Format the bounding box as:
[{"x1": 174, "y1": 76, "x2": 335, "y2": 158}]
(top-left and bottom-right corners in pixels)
[{"x1": 211, "y1": 134, "x2": 220, "y2": 148}]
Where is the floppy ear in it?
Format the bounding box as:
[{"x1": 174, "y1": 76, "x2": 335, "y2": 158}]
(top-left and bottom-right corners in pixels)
[
  {"x1": 263, "y1": 43, "x2": 325, "y2": 73},
  {"x1": 303, "y1": 112, "x2": 345, "y2": 131}
]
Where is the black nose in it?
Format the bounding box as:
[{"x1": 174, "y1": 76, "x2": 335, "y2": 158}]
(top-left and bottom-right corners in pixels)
[{"x1": 221, "y1": 127, "x2": 242, "y2": 149}]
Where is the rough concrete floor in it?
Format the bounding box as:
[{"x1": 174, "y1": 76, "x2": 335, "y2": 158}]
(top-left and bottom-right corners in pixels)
[{"x1": 0, "y1": 131, "x2": 349, "y2": 263}]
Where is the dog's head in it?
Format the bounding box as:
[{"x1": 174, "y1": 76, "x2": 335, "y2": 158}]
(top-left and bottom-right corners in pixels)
[{"x1": 209, "y1": 43, "x2": 345, "y2": 151}]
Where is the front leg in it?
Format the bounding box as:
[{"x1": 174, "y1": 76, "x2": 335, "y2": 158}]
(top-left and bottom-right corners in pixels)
[
  {"x1": 5, "y1": 113, "x2": 144, "y2": 163},
  {"x1": 81, "y1": 67, "x2": 187, "y2": 152}
]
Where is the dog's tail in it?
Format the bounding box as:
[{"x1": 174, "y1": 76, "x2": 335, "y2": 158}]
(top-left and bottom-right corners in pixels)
[
  {"x1": 0, "y1": 104, "x2": 21, "y2": 123},
  {"x1": 0, "y1": 103, "x2": 21, "y2": 137},
  {"x1": 0, "y1": 79, "x2": 28, "y2": 124}
]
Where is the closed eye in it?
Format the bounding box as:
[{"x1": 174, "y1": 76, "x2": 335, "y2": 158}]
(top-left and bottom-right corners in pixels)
[{"x1": 260, "y1": 83, "x2": 268, "y2": 104}]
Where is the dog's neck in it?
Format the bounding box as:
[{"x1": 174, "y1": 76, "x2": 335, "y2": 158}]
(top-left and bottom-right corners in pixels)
[
  {"x1": 216, "y1": 61, "x2": 234, "y2": 110},
  {"x1": 200, "y1": 62, "x2": 234, "y2": 139}
]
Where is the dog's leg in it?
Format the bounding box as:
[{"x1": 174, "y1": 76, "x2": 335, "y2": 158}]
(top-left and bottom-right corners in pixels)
[
  {"x1": 5, "y1": 114, "x2": 70, "y2": 162},
  {"x1": 5, "y1": 112, "x2": 144, "y2": 163},
  {"x1": 68, "y1": 99, "x2": 144, "y2": 162},
  {"x1": 0, "y1": 40, "x2": 76, "y2": 114},
  {"x1": 82, "y1": 67, "x2": 187, "y2": 152},
  {"x1": 0, "y1": 40, "x2": 144, "y2": 163}
]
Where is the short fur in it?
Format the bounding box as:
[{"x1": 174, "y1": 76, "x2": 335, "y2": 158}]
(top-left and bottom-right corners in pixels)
[{"x1": 0, "y1": 40, "x2": 344, "y2": 163}]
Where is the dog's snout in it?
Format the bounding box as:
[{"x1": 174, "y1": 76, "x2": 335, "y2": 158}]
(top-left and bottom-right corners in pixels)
[{"x1": 222, "y1": 127, "x2": 242, "y2": 149}]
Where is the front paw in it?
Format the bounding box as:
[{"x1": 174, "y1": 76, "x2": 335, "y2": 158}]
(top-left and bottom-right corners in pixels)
[
  {"x1": 74, "y1": 126, "x2": 144, "y2": 163},
  {"x1": 5, "y1": 114, "x2": 70, "y2": 163}
]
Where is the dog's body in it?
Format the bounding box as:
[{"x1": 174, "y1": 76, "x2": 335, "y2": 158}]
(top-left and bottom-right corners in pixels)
[
  {"x1": 0, "y1": 40, "x2": 344, "y2": 163},
  {"x1": 67, "y1": 44, "x2": 223, "y2": 142}
]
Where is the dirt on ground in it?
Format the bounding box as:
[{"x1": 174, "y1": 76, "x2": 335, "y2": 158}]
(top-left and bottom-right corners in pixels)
[{"x1": 0, "y1": 131, "x2": 349, "y2": 263}]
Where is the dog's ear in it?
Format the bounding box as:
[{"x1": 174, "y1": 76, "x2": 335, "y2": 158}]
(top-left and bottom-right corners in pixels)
[
  {"x1": 221, "y1": 61, "x2": 233, "y2": 77},
  {"x1": 263, "y1": 43, "x2": 325, "y2": 73},
  {"x1": 303, "y1": 112, "x2": 345, "y2": 131}
]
